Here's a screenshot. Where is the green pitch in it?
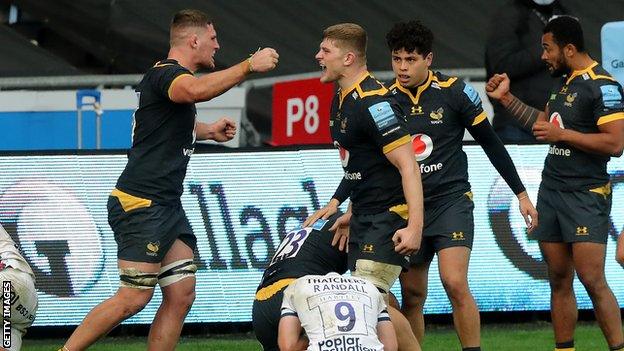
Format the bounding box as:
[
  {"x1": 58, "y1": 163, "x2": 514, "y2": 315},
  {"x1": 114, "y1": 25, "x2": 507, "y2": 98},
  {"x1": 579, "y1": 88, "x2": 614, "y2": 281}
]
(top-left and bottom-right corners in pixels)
[{"x1": 23, "y1": 322, "x2": 608, "y2": 350}]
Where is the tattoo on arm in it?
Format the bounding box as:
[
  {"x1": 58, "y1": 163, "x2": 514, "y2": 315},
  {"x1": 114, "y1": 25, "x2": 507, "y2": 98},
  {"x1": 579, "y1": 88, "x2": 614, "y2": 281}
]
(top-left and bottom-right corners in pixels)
[{"x1": 506, "y1": 96, "x2": 541, "y2": 128}]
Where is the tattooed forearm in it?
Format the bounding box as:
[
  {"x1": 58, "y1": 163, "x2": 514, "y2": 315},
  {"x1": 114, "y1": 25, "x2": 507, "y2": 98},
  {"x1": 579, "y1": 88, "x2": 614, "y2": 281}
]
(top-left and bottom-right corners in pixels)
[{"x1": 505, "y1": 96, "x2": 542, "y2": 129}]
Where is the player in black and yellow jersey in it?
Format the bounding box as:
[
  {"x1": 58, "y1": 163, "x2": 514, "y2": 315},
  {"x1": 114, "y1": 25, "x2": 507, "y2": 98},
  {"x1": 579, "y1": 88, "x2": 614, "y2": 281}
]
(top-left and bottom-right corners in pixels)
[
  {"x1": 385, "y1": 21, "x2": 538, "y2": 351},
  {"x1": 252, "y1": 213, "x2": 348, "y2": 351},
  {"x1": 60, "y1": 9, "x2": 279, "y2": 351},
  {"x1": 306, "y1": 23, "x2": 424, "y2": 351},
  {"x1": 487, "y1": 16, "x2": 624, "y2": 351}
]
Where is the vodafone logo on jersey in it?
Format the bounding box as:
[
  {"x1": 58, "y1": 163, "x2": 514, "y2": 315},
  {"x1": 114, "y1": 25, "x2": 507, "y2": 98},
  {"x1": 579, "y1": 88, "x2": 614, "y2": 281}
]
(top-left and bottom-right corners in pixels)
[
  {"x1": 334, "y1": 141, "x2": 350, "y2": 167},
  {"x1": 549, "y1": 112, "x2": 565, "y2": 129},
  {"x1": 412, "y1": 134, "x2": 433, "y2": 161}
]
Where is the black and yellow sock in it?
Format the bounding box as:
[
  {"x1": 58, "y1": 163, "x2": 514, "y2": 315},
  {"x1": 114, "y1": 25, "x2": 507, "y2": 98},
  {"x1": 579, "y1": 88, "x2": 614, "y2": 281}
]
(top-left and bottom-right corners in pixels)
[
  {"x1": 609, "y1": 342, "x2": 624, "y2": 351},
  {"x1": 555, "y1": 340, "x2": 574, "y2": 351},
  {"x1": 463, "y1": 348, "x2": 481, "y2": 351}
]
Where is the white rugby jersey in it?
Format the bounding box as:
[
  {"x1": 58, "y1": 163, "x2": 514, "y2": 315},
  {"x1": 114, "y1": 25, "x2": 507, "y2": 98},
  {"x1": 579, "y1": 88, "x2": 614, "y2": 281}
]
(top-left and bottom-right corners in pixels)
[
  {"x1": 281, "y1": 272, "x2": 390, "y2": 351},
  {"x1": 0, "y1": 224, "x2": 34, "y2": 277}
]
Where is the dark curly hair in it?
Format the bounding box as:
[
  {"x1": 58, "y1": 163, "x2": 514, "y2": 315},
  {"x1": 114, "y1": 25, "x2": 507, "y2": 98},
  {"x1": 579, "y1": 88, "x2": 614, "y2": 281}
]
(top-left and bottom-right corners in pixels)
[
  {"x1": 544, "y1": 16, "x2": 585, "y2": 52},
  {"x1": 385, "y1": 20, "x2": 433, "y2": 56}
]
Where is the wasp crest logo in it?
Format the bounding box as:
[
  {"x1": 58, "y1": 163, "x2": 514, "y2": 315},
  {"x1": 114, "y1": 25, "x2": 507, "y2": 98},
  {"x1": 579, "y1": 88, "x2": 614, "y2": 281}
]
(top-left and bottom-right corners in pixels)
[
  {"x1": 411, "y1": 105, "x2": 423, "y2": 115},
  {"x1": 576, "y1": 226, "x2": 589, "y2": 236},
  {"x1": 559, "y1": 85, "x2": 569, "y2": 94},
  {"x1": 430, "y1": 107, "x2": 444, "y2": 121},
  {"x1": 451, "y1": 232, "x2": 465, "y2": 241},
  {"x1": 147, "y1": 241, "x2": 160, "y2": 256},
  {"x1": 564, "y1": 92, "x2": 577, "y2": 107}
]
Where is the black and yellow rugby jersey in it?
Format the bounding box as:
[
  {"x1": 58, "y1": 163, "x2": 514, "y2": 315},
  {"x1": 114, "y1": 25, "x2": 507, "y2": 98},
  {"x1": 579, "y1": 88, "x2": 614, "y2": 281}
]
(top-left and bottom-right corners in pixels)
[
  {"x1": 542, "y1": 61, "x2": 624, "y2": 191},
  {"x1": 331, "y1": 72, "x2": 411, "y2": 215},
  {"x1": 257, "y1": 214, "x2": 348, "y2": 291},
  {"x1": 388, "y1": 71, "x2": 487, "y2": 204},
  {"x1": 116, "y1": 59, "x2": 197, "y2": 204}
]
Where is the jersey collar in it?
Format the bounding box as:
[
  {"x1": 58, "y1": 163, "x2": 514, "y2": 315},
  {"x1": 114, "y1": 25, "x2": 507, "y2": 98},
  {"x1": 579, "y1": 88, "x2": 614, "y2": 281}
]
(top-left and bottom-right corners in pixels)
[
  {"x1": 392, "y1": 70, "x2": 433, "y2": 105},
  {"x1": 153, "y1": 59, "x2": 180, "y2": 68},
  {"x1": 339, "y1": 71, "x2": 370, "y2": 108},
  {"x1": 565, "y1": 61, "x2": 598, "y2": 85}
]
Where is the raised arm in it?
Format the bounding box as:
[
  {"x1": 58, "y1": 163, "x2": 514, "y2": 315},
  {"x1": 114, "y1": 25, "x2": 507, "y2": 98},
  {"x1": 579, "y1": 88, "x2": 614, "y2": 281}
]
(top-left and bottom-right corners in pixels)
[
  {"x1": 169, "y1": 48, "x2": 279, "y2": 103},
  {"x1": 486, "y1": 73, "x2": 548, "y2": 130}
]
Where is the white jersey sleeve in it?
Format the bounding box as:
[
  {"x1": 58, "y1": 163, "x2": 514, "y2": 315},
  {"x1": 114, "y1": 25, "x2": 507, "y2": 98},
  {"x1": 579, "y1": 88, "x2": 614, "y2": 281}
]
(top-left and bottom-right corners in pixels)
[
  {"x1": 376, "y1": 292, "x2": 391, "y2": 323},
  {"x1": 0, "y1": 224, "x2": 34, "y2": 277},
  {"x1": 281, "y1": 282, "x2": 299, "y2": 318}
]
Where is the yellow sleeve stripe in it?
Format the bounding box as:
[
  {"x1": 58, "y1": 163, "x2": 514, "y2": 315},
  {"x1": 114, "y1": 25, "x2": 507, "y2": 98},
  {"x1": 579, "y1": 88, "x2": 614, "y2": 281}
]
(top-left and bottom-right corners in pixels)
[
  {"x1": 597, "y1": 112, "x2": 624, "y2": 125},
  {"x1": 471, "y1": 111, "x2": 487, "y2": 126},
  {"x1": 356, "y1": 85, "x2": 388, "y2": 98},
  {"x1": 167, "y1": 73, "x2": 194, "y2": 100},
  {"x1": 383, "y1": 134, "x2": 411, "y2": 154},
  {"x1": 588, "y1": 69, "x2": 617, "y2": 82},
  {"x1": 153, "y1": 63, "x2": 175, "y2": 68}
]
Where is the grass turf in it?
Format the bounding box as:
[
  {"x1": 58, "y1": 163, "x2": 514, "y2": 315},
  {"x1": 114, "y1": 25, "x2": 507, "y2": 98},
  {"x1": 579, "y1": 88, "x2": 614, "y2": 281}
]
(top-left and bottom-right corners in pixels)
[{"x1": 23, "y1": 321, "x2": 608, "y2": 351}]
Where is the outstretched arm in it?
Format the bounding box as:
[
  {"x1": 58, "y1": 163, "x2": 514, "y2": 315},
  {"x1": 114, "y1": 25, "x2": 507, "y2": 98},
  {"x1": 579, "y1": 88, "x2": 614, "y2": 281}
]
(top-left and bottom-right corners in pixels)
[{"x1": 169, "y1": 48, "x2": 279, "y2": 103}]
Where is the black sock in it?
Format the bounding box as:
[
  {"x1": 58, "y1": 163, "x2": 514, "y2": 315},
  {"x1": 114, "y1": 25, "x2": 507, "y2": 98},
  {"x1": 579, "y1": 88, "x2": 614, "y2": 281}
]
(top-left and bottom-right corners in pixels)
[
  {"x1": 555, "y1": 340, "x2": 574, "y2": 350},
  {"x1": 609, "y1": 342, "x2": 624, "y2": 351},
  {"x1": 463, "y1": 348, "x2": 481, "y2": 351}
]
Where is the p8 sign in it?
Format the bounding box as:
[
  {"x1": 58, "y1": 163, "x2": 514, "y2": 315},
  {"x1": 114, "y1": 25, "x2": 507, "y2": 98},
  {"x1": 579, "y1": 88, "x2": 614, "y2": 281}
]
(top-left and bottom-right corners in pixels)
[{"x1": 271, "y1": 77, "x2": 334, "y2": 145}]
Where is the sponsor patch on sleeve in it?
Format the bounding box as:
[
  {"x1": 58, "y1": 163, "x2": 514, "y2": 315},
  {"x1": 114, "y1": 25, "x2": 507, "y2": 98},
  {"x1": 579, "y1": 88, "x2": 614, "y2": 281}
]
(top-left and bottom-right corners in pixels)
[
  {"x1": 600, "y1": 85, "x2": 623, "y2": 108},
  {"x1": 368, "y1": 101, "x2": 398, "y2": 130},
  {"x1": 463, "y1": 83, "x2": 482, "y2": 106},
  {"x1": 311, "y1": 218, "x2": 328, "y2": 231}
]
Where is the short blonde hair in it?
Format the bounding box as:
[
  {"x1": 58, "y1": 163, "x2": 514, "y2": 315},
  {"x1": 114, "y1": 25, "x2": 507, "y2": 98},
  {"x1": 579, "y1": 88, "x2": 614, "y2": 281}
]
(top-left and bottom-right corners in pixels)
[
  {"x1": 170, "y1": 9, "x2": 212, "y2": 46},
  {"x1": 322, "y1": 23, "x2": 367, "y2": 61}
]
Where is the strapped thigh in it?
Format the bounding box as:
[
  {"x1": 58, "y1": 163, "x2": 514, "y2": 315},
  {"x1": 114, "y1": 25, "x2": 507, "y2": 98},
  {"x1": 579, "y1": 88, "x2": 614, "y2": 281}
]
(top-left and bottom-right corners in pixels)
[
  {"x1": 157, "y1": 259, "x2": 197, "y2": 287},
  {"x1": 119, "y1": 267, "x2": 158, "y2": 290}
]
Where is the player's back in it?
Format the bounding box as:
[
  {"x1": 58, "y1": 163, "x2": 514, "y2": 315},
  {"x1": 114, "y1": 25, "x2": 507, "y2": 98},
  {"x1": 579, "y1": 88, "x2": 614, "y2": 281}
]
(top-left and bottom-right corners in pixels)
[
  {"x1": 281, "y1": 273, "x2": 389, "y2": 351},
  {"x1": 257, "y1": 213, "x2": 348, "y2": 292}
]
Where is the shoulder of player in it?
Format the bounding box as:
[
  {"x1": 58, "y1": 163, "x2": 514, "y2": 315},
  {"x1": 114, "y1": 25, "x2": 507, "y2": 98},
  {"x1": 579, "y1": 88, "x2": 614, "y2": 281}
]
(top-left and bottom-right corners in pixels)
[
  {"x1": 431, "y1": 71, "x2": 459, "y2": 89},
  {"x1": 354, "y1": 76, "x2": 390, "y2": 100},
  {"x1": 148, "y1": 59, "x2": 192, "y2": 76},
  {"x1": 569, "y1": 63, "x2": 618, "y2": 87}
]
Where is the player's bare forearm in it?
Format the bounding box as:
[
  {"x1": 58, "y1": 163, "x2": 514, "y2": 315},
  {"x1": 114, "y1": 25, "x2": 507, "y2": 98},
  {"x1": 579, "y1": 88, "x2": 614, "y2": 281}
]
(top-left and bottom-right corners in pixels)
[
  {"x1": 188, "y1": 62, "x2": 250, "y2": 102},
  {"x1": 195, "y1": 122, "x2": 215, "y2": 140},
  {"x1": 401, "y1": 162, "x2": 424, "y2": 232},
  {"x1": 500, "y1": 93, "x2": 546, "y2": 129},
  {"x1": 558, "y1": 127, "x2": 624, "y2": 157},
  {"x1": 170, "y1": 62, "x2": 250, "y2": 104},
  {"x1": 278, "y1": 316, "x2": 305, "y2": 351},
  {"x1": 387, "y1": 143, "x2": 424, "y2": 231}
]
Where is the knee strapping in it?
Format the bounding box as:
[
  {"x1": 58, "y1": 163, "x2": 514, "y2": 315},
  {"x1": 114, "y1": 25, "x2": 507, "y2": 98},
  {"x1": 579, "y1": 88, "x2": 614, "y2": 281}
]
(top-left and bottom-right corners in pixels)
[
  {"x1": 352, "y1": 259, "x2": 402, "y2": 294},
  {"x1": 119, "y1": 267, "x2": 158, "y2": 290},
  {"x1": 157, "y1": 259, "x2": 197, "y2": 287}
]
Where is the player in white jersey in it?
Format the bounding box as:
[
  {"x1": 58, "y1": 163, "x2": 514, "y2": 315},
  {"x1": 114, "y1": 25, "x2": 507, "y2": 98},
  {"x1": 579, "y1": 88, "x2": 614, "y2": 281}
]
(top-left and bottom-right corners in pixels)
[
  {"x1": 0, "y1": 223, "x2": 38, "y2": 351},
  {"x1": 278, "y1": 272, "x2": 397, "y2": 351}
]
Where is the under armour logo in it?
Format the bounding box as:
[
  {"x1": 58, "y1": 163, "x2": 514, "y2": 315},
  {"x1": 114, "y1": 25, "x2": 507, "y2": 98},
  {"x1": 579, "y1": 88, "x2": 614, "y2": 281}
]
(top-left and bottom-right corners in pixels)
[{"x1": 451, "y1": 232, "x2": 465, "y2": 240}]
